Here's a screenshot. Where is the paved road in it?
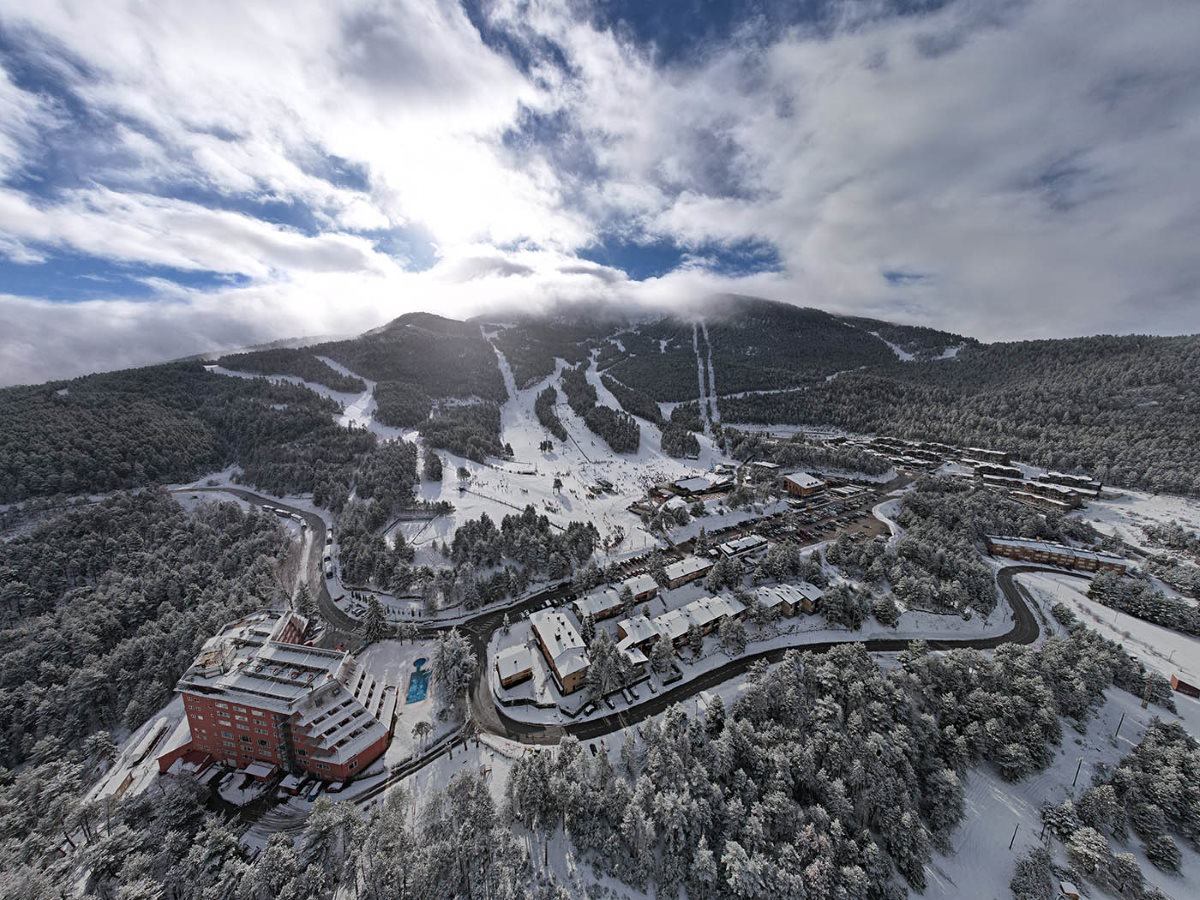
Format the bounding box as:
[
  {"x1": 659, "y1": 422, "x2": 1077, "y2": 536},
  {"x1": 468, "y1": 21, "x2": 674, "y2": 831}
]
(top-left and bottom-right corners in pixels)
[
  {"x1": 175, "y1": 487, "x2": 1081, "y2": 768},
  {"x1": 471, "y1": 563, "x2": 1067, "y2": 745},
  {"x1": 171, "y1": 486, "x2": 360, "y2": 642}
]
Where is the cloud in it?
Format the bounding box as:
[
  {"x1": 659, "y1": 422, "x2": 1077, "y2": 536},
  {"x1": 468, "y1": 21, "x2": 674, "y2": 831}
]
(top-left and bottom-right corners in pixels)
[{"x1": 1, "y1": 0, "x2": 1199, "y2": 387}]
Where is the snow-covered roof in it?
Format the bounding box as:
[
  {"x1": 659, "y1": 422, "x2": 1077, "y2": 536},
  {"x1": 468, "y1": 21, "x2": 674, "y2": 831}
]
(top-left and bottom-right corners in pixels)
[
  {"x1": 529, "y1": 608, "x2": 590, "y2": 677},
  {"x1": 653, "y1": 595, "x2": 746, "y2": 642},
  {"x1": 664, "y1": 555, "x2": 713, "y2": 582},
  {"x1": 985, "y1": 536, "x2": 1127, "y2": 567},
  {"x1": 495, "y1": 644, "x2": 534, "y2": 681},
  {"x1": 674, "y1": 476, "x2": 713, "y2": 493},
  {"x1": 622, "y1": 646, "x2": 648, "y2": 668},
  {"x1": 245, "y1": 761, "x2": 277, "y2": 779},
  {"x1": 572, "y1": 587, "x2": 624, "y2": 620},
  {"x1": 616, "y1": 615, "x2": 660, "y2": 647},
  {"x1": 1010, "y1": 491, "x2": 1073, "y2": 509},
  {"x1": 622, "y1": 573, "x2": 658, "y2": 597},
  {"x1": 783, "y1": 471, "x2": 824, "y2": 489},
  {"x1": 718, "y1": 534, "x2": 768, "y2": 556},
  {"x1": 757, "y1": 582, "x2": 823, "y2": 610},
  {"x1": 750, "y1": 460, "x2": 780, "y2": 469}
]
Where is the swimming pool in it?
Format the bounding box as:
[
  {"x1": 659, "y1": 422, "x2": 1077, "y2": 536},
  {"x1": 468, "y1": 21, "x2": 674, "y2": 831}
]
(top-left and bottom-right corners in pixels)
[{"x1": 406, "y1": 659, "x2": 430, "y2": 703}]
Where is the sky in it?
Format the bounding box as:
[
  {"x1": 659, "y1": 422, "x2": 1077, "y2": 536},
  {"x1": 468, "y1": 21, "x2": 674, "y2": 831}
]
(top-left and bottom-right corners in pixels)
[{"x1": 1, "y1": 0, "x2": 1199, "y2": 386}]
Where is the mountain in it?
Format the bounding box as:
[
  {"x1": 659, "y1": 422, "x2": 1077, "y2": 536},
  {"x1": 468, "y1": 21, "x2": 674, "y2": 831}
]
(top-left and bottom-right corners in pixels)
[{"x1": 2, "y1": 298, "x2": 1198, "y2": 504}]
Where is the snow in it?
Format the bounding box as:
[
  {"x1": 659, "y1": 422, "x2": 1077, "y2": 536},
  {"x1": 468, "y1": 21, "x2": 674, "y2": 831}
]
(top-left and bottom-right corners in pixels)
[
  {"x1": 494, "y1": 574, "x2": 1019, "y2": 727},
  {"x1": 1017, "y1": 572, "x2": 1200, "y2": 697},
  {"x1": 924, "y1": 688, "x2": 1198, "y2": 900},
  {"x1": 870, "y1": 331, "x2": 916, "y2": 362},
  {"x1": 1073, "y1": 487, "x2": 1200, "y2": 555},
  {"x1": 355, "y1": 639, "x2": 457, "y2": 766}
]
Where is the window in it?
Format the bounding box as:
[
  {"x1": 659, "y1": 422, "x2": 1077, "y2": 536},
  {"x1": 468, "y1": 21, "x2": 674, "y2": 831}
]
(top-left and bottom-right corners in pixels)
[
  {"x1": 239, "y1": 735, "x2": 251, "y2": 743},
  {"x1": 297, "y1": 749, "x2": 307, "y2": 756},
  {"x1": 193, "y1": 714, "x2": 204, "y2": 722},
  {"x1": 252, "y1": 710, "x2": 265, "y2": 717},
  {"x1": 221, "y1": 731, "x2": 234, "y2": 740},
  {"x1": 234, "y1": 705, "x2": 247, "y2": 714},
  {"x1": 215, "y1": 702, "x2": 228, "y2": 709},
  {"x1": 234, "y1": 715, "x2": 248, "y2": 722},
  {"x1": 349, "y1": 760, "x2": 358, "y2": 770},
  {"x1": 258, "y1": 739, "x2": 270, "y2": 747}
]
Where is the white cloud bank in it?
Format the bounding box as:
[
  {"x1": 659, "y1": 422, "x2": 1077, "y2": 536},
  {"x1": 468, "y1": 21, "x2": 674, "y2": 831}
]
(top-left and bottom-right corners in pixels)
[{"x1": 0, "y1": 0, "x2": 1198, "y2": 385}]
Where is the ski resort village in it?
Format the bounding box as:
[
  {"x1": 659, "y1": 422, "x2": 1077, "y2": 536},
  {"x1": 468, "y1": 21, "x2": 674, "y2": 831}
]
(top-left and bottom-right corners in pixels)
[{"x1": 5, "y1": 309, "x2": 1200, "y2": 900}]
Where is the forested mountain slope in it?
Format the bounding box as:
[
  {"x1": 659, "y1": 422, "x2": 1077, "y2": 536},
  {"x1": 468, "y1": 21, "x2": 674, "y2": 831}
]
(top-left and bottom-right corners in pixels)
[
  {"x1": 0, "y1": 363, "x2": 374, "y2": 505},
  {"x1": 0, "y1": 491, "x2": 288, "y2": 764},
  {"x1": 719, "y1": 334, "x2": 1200, "y2": 494}
]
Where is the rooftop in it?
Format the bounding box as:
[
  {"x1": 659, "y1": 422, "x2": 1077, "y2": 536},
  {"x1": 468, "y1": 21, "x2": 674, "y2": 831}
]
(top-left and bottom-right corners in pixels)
[
  {"x1": 664, "y1": 555, "x2": 714, "y2": 581},
  {"x1": 495, "y1": 644, "x2": 534, "y2": 681},
  {"x1": 985, "y1": 535, "x2": 1127, "y2": 567},
  {"x1": 529, "y1": 608, "x2": 590, "y2": 677},
  {"x1": 572, "y1": 586, "x2": 625, "y2": 620},
  {"x1": 719, "y1": 534, "x2": 768, "y2": 555},
  {"x1": 783, "y1": 471, "x2": 824, "y2": 489},
  {"x1": 616, "y1": 614, "x2": 660, "y2": 646},
  {"x1": 623, "y1": 573, "x2": 659, "y2": 596}
]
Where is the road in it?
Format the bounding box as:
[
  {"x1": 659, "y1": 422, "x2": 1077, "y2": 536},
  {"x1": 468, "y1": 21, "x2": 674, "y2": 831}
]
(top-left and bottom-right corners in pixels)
[{"x1": 175, "y1": 486, "x2": 1074, "y2": 779}]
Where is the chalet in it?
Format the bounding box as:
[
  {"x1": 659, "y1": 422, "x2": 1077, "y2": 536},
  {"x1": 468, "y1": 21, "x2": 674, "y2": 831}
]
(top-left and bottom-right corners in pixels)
[
  {"x1": 985, "y1": 536, "x2": 1128, "y2": 573},
  {"x1": 616, "y1": 614, "x2": 661, "y2": 650},
  {"x1": 1038, "y1": 471, "x2": 1102, "y2": 496},
  {"x1": 621, "y1": 645, "x2": 649, "y2": 675},
  {"x1": 718, "y1": 534, "x2": 769, "y2": 559},
  {"x1": 622, "y1": 573, "x2": 659, "y2": 603},
  {"x1": 166, "y1": 611, "x2": 394, "y2": 782},
  {"x1": 663, "y1": 555, "x2": 714, "y2": 589},
  {"x1": 654, "y1": 595, "x2": 747, "y2": 646},
  {"x1": 973, "y1": 462, "x2": 1024, "y2": 480},
  {"x1": 529, "y1": 608, "x2": 589, "y2": 694},
  {"x1": 756, "y1": 581, "x2": 823, "y2": 616},
  {"x1": 782, "y1": 471, "x2": 825, "y2": 497},
  {"x1": 572, "y1": 586, "x2": 626, "y2": 622},
  {"x1": 495, "y1": 645, "x2": 534, "y2": 688}
]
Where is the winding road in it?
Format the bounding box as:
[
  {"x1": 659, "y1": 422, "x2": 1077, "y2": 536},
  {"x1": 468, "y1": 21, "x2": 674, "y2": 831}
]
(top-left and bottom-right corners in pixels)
[{"x1": 176, "y1": 486, "x2": 1078, "y2": 780}]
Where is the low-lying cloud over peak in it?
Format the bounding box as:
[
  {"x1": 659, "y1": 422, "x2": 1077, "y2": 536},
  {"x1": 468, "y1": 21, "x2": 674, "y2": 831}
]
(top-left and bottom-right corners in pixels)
[{"x1": 1, "y1": 0, "x2": 1199, "y2": 385}]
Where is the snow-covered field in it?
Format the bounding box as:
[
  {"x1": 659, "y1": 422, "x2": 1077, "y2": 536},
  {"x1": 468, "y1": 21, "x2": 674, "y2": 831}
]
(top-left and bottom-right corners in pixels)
[
  {"x1": 1075, "y1": 487, "x2": 1200, "y2": 554},
  {"x1": 925, "y1": 687, "x2": 1199, "y2": 900},
  {"x1": 1018, "y1": 572, "x2": 1200, "y2": 687}
]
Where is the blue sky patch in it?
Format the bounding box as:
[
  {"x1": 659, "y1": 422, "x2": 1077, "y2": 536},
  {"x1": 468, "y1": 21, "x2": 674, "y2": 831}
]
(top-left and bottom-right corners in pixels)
[
  {"x1": 0, "y1": 250, "x2": 250, "y2": 301},
  {"x1": 581, "y1": 235, "x2": 780, "y2": 280}
]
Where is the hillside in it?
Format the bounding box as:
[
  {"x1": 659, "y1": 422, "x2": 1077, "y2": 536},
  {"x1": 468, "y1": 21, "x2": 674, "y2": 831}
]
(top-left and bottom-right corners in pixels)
[
  {"x1": 4, "y1": 300, "x2": 1199, "y2": 502},
  {"x1": 720, "y1": 334, "x2": 1200, "y2": 495}
]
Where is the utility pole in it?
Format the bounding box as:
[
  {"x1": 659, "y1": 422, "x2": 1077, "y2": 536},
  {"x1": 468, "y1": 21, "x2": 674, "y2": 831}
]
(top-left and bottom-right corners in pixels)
[
  {"x1": 1072, "y1": 758, "x2": 1083, "y2": 787},
  {"x1": 1114, "y1": 712, "x2": 1126, "y2": 738},
  {"x1": 1009, "y1": 824, "x2": 1019, "y2": 850}
]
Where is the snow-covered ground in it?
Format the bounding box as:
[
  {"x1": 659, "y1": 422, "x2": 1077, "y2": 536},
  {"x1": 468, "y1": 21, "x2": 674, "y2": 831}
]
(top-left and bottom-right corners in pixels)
[
  {"x1": 355, "y1": 638, "x2": 459, "y2": 766},
  {"x1": 925, "y1": 687, "x2": 1199, "y2": 900},
  {"x1": 1018, "y1": 572, "x2": 1200, "y2": 701},
  {"x1": 1074, "y1": 487, "x2": 1200, "y2": 555}
]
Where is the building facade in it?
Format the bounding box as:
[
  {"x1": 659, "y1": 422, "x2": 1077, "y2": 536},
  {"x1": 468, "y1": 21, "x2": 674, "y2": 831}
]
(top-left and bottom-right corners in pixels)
[
  {"x1": 985, "y1": 536, "x2": 1128, "y2": 573},
  {"x1": 171, "y1": 611, "x2": 394, "y2": 781},
  {"x1": 782, "y1": 471, "x2": 825, "y2": 497}
]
